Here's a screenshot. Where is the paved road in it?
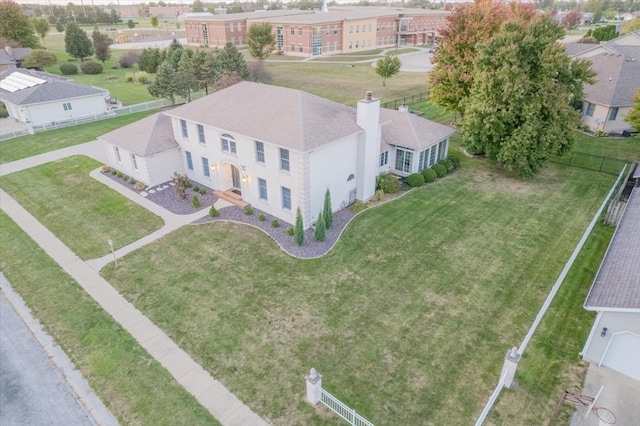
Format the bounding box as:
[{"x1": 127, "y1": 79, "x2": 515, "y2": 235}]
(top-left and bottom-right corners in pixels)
[{"x1": 0, "y1": 290, "x2": 95, "y2": 426}]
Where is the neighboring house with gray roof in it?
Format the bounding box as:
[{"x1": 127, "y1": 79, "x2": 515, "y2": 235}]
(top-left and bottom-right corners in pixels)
[
  {"x1": 99, "y1": 113, "x2": 181, "y2": 187},
  {"x1": 0, "y1": 69, "x2": 109, "y2": 127},
  {"x1": 102, "y1": 82, "x2": 455, "y2": 228},
  {"x1": 569, "y1": 31, "x2": 640, "y2": 134},
  {"x1": 0, "y1": 47, "x2": 31, "y2": 72},
  {"x1": 581, "y1": 163, "x2": 640, "y2": 381}
]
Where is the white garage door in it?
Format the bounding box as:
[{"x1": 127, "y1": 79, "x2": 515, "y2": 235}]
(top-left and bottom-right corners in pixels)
[{"x1": 602, "y1": 332, "x2": 640, "y2": 381}]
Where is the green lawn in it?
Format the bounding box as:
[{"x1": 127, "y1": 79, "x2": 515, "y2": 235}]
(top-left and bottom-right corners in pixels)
[
  {"x1": 0, "y1": 212, "x2": 218, "y2": 426},
  {"x1": 0, "y1": 156, "x2": 163, "y2": 259},
  {"x1": 0, "y1": 110, "x2": 156, "y2": 163},
  {"x1": 101, "y1": 158, "x2": 614, "y2": 425}
]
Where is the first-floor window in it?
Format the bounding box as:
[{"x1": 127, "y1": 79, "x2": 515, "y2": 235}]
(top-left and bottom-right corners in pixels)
[
  {"x1": 186, "y1": 151, "x2": 193, "y2": 171},
  {"x1": 258, "y1": 178, "x2": 268, "y2": 200},
  {"x1": 585, "y1": 103, "x2": 595, "y2": 117},
  {"x1": 281, "y1": 186, "x2": 291, "y2": 210},
  {"x1": 63, "y1": 102, "x2": 72, "y2": 111},
  {"x1": 438, "y1": 140, "x2": 447, "y2": 161},
  {"x1": 608, "y1": 107, "x2": 619, "y2": 121},
  {"x1": 419, "y1": 149, "x2": 428, "y2": 170},
  {"x1": 114, "y1": 146, "x2": 121, "y2": 162},
  {"x1": 429, "y1": 145, "x2": 437, "y2": 166},
  {"x1": 202, "y1": 157, "x2": 210, "y2": 178},
  {"x1": 395, "y1": 149, "x2": 413, "y2": 173},
  {"x1": 380, "y1": 151, "x2": 389, "y2": 166},
  {"x1": 131, "y1": 154, "x2": 138, "y2": 170}
]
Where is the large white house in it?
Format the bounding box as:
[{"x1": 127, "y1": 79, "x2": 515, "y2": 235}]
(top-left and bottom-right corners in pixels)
[
  {"x1": 101, "y1": 82, "x2": 456, "y2": 228},
  {"x1": 0, "y1": 69, "x2": 110, "y2": 128}
]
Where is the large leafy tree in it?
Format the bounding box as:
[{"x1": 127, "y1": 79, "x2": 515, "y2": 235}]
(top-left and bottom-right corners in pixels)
[
  {"x1": 0, "y1": 0, "x2": 40, "y2": 48},
  {"x1": 92, "y1": 30, "x2": 112, "y2": 63},
  {"x1": 622, "y1": 17, "x2": 640, "y2": 34},
  {"x1": 65, "y1": 22, "x2": 93, "y2": 61},
  {"x1": 375, "y1": 52, "x2": 401, "y2": 86},
  {"x1": 31, "y1": 17, "x2": 50, "y2": 46},
  {"x1": 148, "y1": 60, "x2": 179, "y2": 104},
  {"x1": 625, "y1": 90, "x2": 640, "y2": 132},
  {"x1": 217, "y1": 42, "x2": 249, "y2": 80},
  {"x1": 247, "y1": 23, "x2": 276, "y2": 61},
  {"x1": 21, "y1": 49, "x2": 57, "y2": 69},
  {"x1": 461, "y1": 16, "x2": 594, "y2": 177}
]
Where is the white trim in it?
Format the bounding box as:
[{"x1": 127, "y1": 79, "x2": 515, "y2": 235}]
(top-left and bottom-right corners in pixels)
[
  {"x1": 580, "y1": 310, "x2": 603, "y2": 356},
  {"x1": 598, "y1": 330, "x2": 640, "y2": 367}
]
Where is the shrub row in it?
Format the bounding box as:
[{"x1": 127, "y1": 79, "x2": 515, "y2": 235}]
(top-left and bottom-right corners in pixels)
[{"x1": 406, "y1": 156, "x2": 460, "y2": 188}]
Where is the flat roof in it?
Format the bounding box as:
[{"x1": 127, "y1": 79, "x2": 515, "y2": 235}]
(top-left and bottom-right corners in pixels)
[
  {"x1": 187, "y1": 9, "x2": 312, "y2": 22},
  {"x1": 585, "y1": 185, "x2": 640, "y2": 310}
]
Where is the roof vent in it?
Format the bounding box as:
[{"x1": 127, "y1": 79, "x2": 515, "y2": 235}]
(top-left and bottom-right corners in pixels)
[{"x1": 365, "y1": 91, "x2": 373, "y2": 101}]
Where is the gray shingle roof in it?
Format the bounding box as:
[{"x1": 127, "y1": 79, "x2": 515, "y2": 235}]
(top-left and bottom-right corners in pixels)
[
  {"x1": 0, "y1": 48, "x2": 31, "y2": 65},
  {"x1": 381, "y1": 108, "x2": 456, "y2": 150},
  {"x1": 583, "y1": 52, "x2": 640, "y2": 107},
  {"x1": 585, "y1": 185, "x2": 640, "y2": 310},
  {"x1": 0, "y1": 69, "x2": 107, "y2": 105},
  {"x1": 99, "y1": 112, "x2": 177, "y2": 156},
  {"x1": 165, "y1": 82, "x2": 363, "y2": 151}
]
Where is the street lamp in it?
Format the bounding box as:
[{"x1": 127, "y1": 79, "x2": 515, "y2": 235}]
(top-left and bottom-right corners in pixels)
[{"x1": 107, "y1": 238, "x2": 118, "y2": 268}]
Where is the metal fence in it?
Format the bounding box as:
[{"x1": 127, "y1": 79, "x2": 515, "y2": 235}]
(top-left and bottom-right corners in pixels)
[
  {"x1": 550, "y1": 151, "x2": 629, "y2": 175},
  {"x1": 0, "y1": 91, "x2": 206, "y2": 142},
  {"x1": 381, "y1": 91, "x2": 429, "y2": 110},
  {"x1": 320, "y1": 388, "x2": 374, "y2": 426}
]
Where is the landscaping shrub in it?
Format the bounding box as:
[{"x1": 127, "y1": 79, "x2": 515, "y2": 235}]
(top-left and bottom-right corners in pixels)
[
  {"x1": 244, "y1": 206, "x2": 253, "y2": 215},
  {"x1": 433, "y1": 163, "x2": 447, "y2": 178},
  {"x1": 323, "y1": 189, "x2": 333, "y2": 229},
  {"x1": 193, "y1": 186, "x2": 199, "y2": 192},
  {"x1": 314, "y1": 210, "x2": 326, "y2": 242},
  {"x1": 135, "y1": 71, "x2": 151, "y2": 84},
  {"x1": 101, "y1": 164, "x2": 111, "y2": 173},
  {"x1": 286, "y1": 227, "x2": 294, "y2": 236},
  {"x1": 0, "y1": 108, "x2": 8, "y2": 119},
  {"x1": 192, "y1": 196, "x2": 200, "y2": 208},
  {"x1": 199, "y1": 188, "x2": 206, "y2": 195},
  {"x1": 448, "y1": 156, "x2": 460, "y2": 169},
  {"x1": 172, "y1": 172, "x2": 190, "y2": 200},
  {"x1": 129, "y1": 177, "x2": 135, "y2": 184},
  {"x1": 294, "y1": 208, "x2": 304, "y2": 246},
  {"x1": 110, "y1": 170, "x2": 117, "y2": 175},
  {"x1": 125, "y1": 72, "x2": 134, "y2": 82},
  {"x1": 116, "y1": 172, "x2": 123, "y2": 178},
  {"x1": 60, "y1": 63, "x2": 78, "y2": 75},
  {"x1": 119, "y1": 51, "x2": 140, "y2": 68},
  {"x1": 421, "y1": 168, "x2": 437, "y2": 183},
  {"x1": 406, "y1": 173, "x2": 425, "y2": 187},
  {"x1": 374, "y1": 189, "x2": 384, "y2": 201},
  {"x1": 133, "y1": 182, "x2": 146, "y2": 191},
  {"x1": 376, "y1": 172, "x2": 401, "y2": 194},
  {"x1": 80, "y1": 61, "x2": 103, "y2": 75},
  {"x1": 271, "y1": 220, "x2": 280, "y2": 228},
  {"x1": 352, "y1": 201, "x2": 369, "y2": 213},
  {"x1": 439, "y1": 158, "x2": 454, "y2": 173},
  {"x1": 209, "y1": 205, "x2": 219, "y2": 217},
  {"x1": 258, "y1": 214, "x2": 266, "y2": 222},
  {"x1": 594, "y1": 130, "x2": 607, "y2": 137}
]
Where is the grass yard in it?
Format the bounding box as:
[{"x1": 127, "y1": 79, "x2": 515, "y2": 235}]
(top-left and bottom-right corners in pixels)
[
  {"x1": 101, "y1": 157, "x2": 615, "y2": 425},
  {"x1": 0, "y1": 156, "x2": 163, "y2": 259},
  {"x1": 0, "y1": 110, "x2": 156, "y2": 164},
  {"x1": 0, "y1": 212, "x2": 218, "y2": 426}
]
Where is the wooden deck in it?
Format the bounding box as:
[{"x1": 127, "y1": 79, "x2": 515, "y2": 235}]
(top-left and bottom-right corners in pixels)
[{"x1": 213, "y1": 189, "x2": 251, "y2": 209}]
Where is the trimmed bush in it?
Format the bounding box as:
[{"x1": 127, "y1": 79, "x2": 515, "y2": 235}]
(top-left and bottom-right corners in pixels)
[
  {"x1": 135, "y1": 71, "x2": 150, "y2": 84},
  {"x1": 374, "y1": 189, "x2": 384, "y2": 201},
  {"x1": 199, "y1": 188, "x2": 206, "y2": 195},
  {"x1": 60, "y1": 63, "x2": 78, "y2": 75},
  {"x1": 406, "y1": 173, "x2": 425, "y2": 187},
  {"x1": 433, "y1": 163, "x2": 447, "y2": 178},
  {"x1": 439, "y1": 158, "x2": 454, "y2": 173},
  {"x1": 271, "y1": 220, "x2": 280, "y2": 228},
  {"x1": 421, "y1": 168, "x2": 437, "y2": 183},
  {"x1": 110, "y1": 170, "x2": 117, "y2": 175},
  {"x1": 193, "y1": 186, "x2": 199, "y2": 192},
  {"x1": 101, "y1": 164, "x2": 111, "y2": 173},
  {"x1": 116, "y1": 172, "x2": 123, "y2": 178},
  {"x1": 244, "y1": 206, "x2": 253, "y2": 215},
  {"x1": 209, "y1": 205, "x2": 219, "y2": 217},
  {"x1": 129, "y1": 177, "x2": 135, "y2": 184},
  {"x1": 258, "y1": 214, "x2": 266, "y2": 222},
  {"x1": 80, "y1": 61, "x2": 103, "y2": 75},
  {"x1": 448, "y1": 156, "x2": 460, "y2": 169},
  {"x1": 119, "y1": 51, "x2": 140, "y2": 68},
  {"x1": 285, "y1": 227, "x2": 294, "y2": 236},
  {"x1": 376, "y1": 173, "x2": 401, "y2": 194},
  {"x1": 134, "y1": 182, "x2": 146, "y2": 191},
  {"x1": 125, "y1": 72, "x2": 134, "y2": 82},
  {"x1": 192, "y1": 196, "x2": 200, "y2": 208},
  {"x1": 352, "y1": 201, "x2": 369, "y2": 213}
]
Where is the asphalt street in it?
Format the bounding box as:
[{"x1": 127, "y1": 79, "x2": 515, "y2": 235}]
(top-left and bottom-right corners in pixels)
[{"x1": 0, "y1": 292, "x2": 94, "y2": 426}]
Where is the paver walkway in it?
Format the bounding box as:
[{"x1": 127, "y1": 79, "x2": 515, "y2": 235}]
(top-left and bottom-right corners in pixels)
[{"x1": 1, "y1": 142, "x2": 269, "y2": 425}]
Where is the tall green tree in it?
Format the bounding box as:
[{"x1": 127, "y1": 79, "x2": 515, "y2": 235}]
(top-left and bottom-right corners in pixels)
[
  {"x1": 0, "y1": 0, "x2": 40, "y2": 48},
  {"x1": 375, "y1": 52, "x2": 401, "y2": 86},
  {"x1": 31, "y1": 17, "x2": 50, "y2": 46},
  {"x1": 294, "y1": 208, "x2": 304, "y2": 246},
  {"x1": 247, "y1": 23, "x2": 276, "y2": 61},
  {"x1": 192, "y1": 0, "x2": 205, "y2": 12},
  {"x1": 148, "y1": 60, "x2": 179, "y2": 104},
  {"x1": 461, "y1": 16, "x2": 595, "y2": 177},
  {"x1": 150, "y1": 16, "x2": 159, "y2": 32},
  {"x1": 622, "y1": 17, "x2": 640, "y2": 34},
  {"x1": 64, "y1": 22, "x2": 93, "y2": 61},
  {"x1": 21, "y1": 49, "x2": 57, "y2": 69},
  {"x1": 192, "y1": 49, "x2": 219, "y2": 94},
  {"x1": 92, "y1": 30, "x2": 112, "y2": 63},
  {"x1": 323, "y1": 189, "x2": 333, "y2": 229},
  {"x1": 176, "y1": 52, "x2": 198, "y2": 102},
  {"x1": 625, "y1": 90, "x2": 640, "y2": 131},
  {"x1": 217, "y1": 42, "x2": 249, "y2": 80},
  {"x1": 314, "y1": 210, "x2": 326, "y2": 242}
]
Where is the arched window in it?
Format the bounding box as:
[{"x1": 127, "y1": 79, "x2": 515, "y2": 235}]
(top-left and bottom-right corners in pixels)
[{"x1": 220, "y1": 134, "x2": 236, "y2": 154}]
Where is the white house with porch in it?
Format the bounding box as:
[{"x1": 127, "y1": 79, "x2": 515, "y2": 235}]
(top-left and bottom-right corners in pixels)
[{"x1": 101, "y1": 82, "x2": 455, "y2": 228}]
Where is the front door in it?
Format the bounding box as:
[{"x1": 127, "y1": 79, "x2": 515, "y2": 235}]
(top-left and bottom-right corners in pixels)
[{"x1": 231, "y1": 165, "x2": 241, "y2": 191}]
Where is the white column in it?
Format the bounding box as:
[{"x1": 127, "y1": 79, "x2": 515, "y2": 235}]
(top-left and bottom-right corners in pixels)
[{"x1": 305, "y1": 368, "x2": 322, "y2": 405}]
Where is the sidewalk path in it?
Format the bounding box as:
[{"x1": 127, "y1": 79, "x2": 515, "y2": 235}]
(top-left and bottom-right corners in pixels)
[{"x1": 1, "y1": 139, "x2": 269, "y2": 425}]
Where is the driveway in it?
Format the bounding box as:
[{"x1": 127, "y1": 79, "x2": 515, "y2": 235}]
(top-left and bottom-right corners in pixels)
[{"x1": 570, "y1": 364, "x2": 640, "y2": 426}]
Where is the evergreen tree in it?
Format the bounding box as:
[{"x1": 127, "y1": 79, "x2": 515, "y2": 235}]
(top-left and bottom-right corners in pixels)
[
  {"x1": 176, "y1": 52, "x2": 198, "y2": 102},
  {"x1": 323, "y1": 188, "x2": 333, "y2": 229},
  {"x1": 192, "y1": 49, "x2": 219, "y2": 94},
  {"x1": 217, "y1": 42, "x2": 249, "y2": 80},
  {"x1": 294, "y1": 208, "x2": 304, "y2": 246},
  {"x1": 0, "y1": 0, "x2": 40, "y2": 48},
  {"x1": 148, "y1": 60, "x2": 179, "y2": 104},
  {"x1": 314, "y1": 210, "x2": 326, "y2": 242},
  {"x1": 64, "y1": 22, "x2": 93, "y2": 61},
  {"x1": 92, "y1": 30, "x2": 112, "y2": 63}
]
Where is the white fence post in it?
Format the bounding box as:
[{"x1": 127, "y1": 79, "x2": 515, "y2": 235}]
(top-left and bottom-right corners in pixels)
[
  {"x1": 500, "y1": 347, "x2": 521, "y2": 389},
  {"x1": 305, "y1": 368, "x2": 322, "y2": 405}
]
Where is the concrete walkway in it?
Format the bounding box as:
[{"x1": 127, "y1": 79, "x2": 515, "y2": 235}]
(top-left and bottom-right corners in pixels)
[{"x1": 1, "y1": 143, "x2": 269, "y2": 425}]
